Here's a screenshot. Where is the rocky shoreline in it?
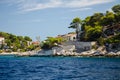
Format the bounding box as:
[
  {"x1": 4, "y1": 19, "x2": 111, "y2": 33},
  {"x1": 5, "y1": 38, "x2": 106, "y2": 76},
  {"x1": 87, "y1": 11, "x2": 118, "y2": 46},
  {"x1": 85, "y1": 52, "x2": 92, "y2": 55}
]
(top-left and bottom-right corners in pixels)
[
  {"x1": 0, "y1": 49, "x2": 120, "y2": 57},
  {"x1": 0, "y1": 50, "x2": 38, "y2": 56},
  {"x1": 52, "y1": 49, "x2": 120, "y2": 57},
  {"x1": 16, "y1": 50, "x2": 120, "y2": 57},
  {"x1": 51, "y1": 45, "x2": 120, "y2": 57}
]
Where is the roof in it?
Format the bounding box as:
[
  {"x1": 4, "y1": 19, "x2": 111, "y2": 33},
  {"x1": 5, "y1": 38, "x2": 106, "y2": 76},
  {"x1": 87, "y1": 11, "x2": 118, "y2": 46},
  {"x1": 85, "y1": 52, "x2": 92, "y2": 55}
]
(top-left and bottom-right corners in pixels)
[
  {"x1": 0, "y1": 36, "x2": 4, "y2": 38},
  {"x1": 32, "y1": 41, "x2": 40, "y2": 44}
]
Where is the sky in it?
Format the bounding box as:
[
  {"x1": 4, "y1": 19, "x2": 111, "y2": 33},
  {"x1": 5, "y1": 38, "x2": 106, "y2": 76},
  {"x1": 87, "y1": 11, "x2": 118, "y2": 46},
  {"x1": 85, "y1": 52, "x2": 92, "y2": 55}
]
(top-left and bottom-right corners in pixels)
[{"x1": 0, "y1": 0, "x2": 120, "y2": 41}]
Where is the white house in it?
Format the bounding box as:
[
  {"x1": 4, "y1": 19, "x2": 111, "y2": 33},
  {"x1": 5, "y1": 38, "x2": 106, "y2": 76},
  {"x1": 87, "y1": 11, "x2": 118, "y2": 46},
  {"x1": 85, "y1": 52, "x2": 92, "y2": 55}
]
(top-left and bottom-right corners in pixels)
[
  {"x1": 0, "y1": 37, "x2": 5, "y2": 44},
  {"x1": 65, "y1": 33, "x2": 76, "y2": 41},
  {"x1": 57, "y1": 33, "x2": 76, "y2": 41}
]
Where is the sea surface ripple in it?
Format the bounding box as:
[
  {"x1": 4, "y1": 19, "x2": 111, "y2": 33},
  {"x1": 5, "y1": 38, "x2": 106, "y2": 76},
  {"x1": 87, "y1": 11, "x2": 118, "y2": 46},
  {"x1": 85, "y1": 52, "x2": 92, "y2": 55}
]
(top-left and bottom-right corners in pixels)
[{"x1": 0, "y1": 55, "x2": 120, "y2": 80}]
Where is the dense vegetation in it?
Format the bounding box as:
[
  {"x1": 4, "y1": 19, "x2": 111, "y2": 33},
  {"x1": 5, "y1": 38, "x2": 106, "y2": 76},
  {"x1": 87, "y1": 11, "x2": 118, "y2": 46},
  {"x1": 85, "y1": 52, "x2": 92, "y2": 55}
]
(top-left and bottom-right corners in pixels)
[
  {"x1": 41, "y1": 4, "x2": 120, "y2": 50},
  {"x1": 41, "y1": 37, "x2": 64, "y2": 49},
  {"x1": 0, "y1": 32, "x2": 36, "y2": 52},
  {"x1": 69, "y1": 4, "x2": 120, "y2": 45}
]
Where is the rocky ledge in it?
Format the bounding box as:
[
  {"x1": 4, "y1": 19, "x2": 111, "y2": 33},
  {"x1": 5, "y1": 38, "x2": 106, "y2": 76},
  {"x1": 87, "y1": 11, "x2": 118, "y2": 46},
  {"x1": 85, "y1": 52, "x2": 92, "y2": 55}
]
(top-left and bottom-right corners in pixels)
[{"x1": 52, "y1": 49, "x2": 120, "y2": 57}]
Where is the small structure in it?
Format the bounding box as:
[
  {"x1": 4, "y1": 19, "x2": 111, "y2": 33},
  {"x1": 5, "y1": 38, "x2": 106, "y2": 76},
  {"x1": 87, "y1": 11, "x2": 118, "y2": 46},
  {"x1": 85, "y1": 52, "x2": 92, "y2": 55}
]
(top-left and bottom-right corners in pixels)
[
  {"x1": 0, "y1": 37, "x2": 5, "y2": 45},
  {"x1": 32, "y1": 41, "x2": 40, "y2": 46},
  {"x1": 64, "y1": 33, "x2": 76, "y2": 41},
  {"x1": 57, "y1": 33, "x2": 76, "y2": 41},
  {"x1": 27, "y1": 41, "x2": 32, "y2": 46}
]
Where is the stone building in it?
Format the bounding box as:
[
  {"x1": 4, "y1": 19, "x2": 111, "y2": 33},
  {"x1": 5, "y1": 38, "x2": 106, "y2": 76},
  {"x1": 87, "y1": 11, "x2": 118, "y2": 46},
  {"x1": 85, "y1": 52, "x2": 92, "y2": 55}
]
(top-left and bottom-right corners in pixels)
[{"x1": 57, "y1": 33, "x2": 76, "y2": 41}]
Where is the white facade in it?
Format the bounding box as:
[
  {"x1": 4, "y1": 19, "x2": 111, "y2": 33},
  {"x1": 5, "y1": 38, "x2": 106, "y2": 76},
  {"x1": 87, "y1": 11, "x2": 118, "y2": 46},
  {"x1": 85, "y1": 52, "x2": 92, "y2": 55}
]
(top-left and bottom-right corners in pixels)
[
  {"x1": 66, "y1": 33, "x2": 76, "y2": 41},
  {"x1": 27, "y1": 41, "x2": 32, "y2": 46},
  {"x1": 58, "y1": 33, "x2": 76, "y2": 41},
  {"x1": 0, "y1": 37, "x2": 5, "y2": 44}
]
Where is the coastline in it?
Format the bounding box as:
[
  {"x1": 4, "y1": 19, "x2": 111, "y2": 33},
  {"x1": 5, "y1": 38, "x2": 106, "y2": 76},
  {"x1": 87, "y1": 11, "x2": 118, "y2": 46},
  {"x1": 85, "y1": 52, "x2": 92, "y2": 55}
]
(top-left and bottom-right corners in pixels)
[
  {"x1": 0, "y1": 50, "x2": 39, "y2": 56},
  {"x1": 0, "y1": 49, "x2": 120, "y2": 57},
  {"x1": 52, "y1": 50, "x2": 120, "y2": 57},
  {"x1": 0, "y1": 52, "x2": 19, "y2": 55}
]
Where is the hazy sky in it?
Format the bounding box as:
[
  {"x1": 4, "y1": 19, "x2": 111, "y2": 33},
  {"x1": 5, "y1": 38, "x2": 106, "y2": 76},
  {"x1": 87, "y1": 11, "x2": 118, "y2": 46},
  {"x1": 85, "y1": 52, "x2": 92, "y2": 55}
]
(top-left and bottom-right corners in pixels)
[{"x1": 0, "y1": 0, "x2": 119, "y2": 41}]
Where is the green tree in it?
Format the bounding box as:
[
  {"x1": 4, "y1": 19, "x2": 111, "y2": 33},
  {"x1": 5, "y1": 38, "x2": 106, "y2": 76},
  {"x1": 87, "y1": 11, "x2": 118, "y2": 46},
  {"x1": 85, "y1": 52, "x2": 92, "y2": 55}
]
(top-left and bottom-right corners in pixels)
[
  {"x1": 72, "y1": 17, "x2": 81, "y2": 23},
  {"x1": 84, "y1": 25, "x2": 102, "y2": 41},
  {"x1": 41, "y1": 41, "x2": 50, "y2": 49},
  {"x1": 105, "y1": 33, "x2": 120, "y2": 43},
  {"x1": 112, "y1": 4, "x2": 120, "y2": 14},
  {"x1": 0, "y1": 31, "x2": 33, "y2": 52},
  {"x1": 24, "y1": 36, "x2": 32, "y2": 41},
  {"x1": 114, "y1": 13, "x2": 120, "y2": 23},
  {"x1": 69, "y1": 17, "x2": 82, "y2": 28},
  {"x1": 0, "y1": 32, "x2": 9, "y2": 39},
  {"x1": 88, "y1": 13, "x2": 104, "y2": 27},
  {"x1": 41, "y1": 37, "x2": 64, "y2": 49},
  {"x1": 83, "y1": 16, "x2": 91, "y2": 26},
  {"x1": 5, "y1": 39, "x2": 11, "y2": 47},
  {"x1": 100, "y1": 11, "x2": 115, "y2": 26},
  {"x1": 27, "y1": 45, "x2": 35, "y2": 51},
  {"x1": 17, "y1": 36, "x2": 24, "y2": 41}
]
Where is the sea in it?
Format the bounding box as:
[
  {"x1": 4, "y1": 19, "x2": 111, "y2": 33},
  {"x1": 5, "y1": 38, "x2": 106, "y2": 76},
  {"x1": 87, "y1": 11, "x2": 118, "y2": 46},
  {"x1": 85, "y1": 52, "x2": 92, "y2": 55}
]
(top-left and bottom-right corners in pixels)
[{"x1": 0, "y1": 55, "x2": 120, "y2": 80}]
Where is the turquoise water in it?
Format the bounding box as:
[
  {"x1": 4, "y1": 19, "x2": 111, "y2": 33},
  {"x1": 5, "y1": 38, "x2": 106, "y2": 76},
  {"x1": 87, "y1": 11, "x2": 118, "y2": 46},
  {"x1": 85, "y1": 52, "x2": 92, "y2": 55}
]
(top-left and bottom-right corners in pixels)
[{"x1": 0, "y1": 56, "x2": 120, "y2": 80}]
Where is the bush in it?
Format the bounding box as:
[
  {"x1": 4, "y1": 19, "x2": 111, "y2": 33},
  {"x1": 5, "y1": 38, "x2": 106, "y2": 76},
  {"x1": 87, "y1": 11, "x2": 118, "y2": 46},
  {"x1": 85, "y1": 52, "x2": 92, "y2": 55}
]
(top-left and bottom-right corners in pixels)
[
  {"x1": 92, "y1": 45, "x2": 98, "y2": 50},
  {"x1": 0, "y1": 50, "x2": 3, "y2": 53},
  {"x1": 97, "y1": 37, "x2": 105, "y2": 46},
  {"x1": 105, "y1": 33, "x2": 120, "y2": 43},
  {"x1": 6, "y1": 49, "x2": 12, "y2": 53},
  {"x1": 20, "y1": 49, "x2": 26, "y2": 52}
]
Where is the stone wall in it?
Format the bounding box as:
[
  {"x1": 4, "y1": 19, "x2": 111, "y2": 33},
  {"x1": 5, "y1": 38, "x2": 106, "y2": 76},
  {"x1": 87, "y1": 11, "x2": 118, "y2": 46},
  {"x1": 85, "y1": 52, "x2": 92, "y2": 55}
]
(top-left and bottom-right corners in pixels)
[{"x1": 62, "y1": 41, "x2": 96, "y2": 53}]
